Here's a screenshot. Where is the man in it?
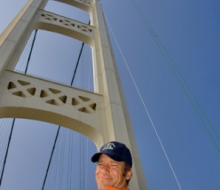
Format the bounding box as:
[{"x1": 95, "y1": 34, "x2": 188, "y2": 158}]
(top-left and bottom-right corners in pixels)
[{"x1": 91, "y1": 141, "x2": 133, "y2": 190}]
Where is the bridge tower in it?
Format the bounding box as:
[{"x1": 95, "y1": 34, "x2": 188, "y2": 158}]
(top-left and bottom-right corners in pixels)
[{"x1": 0, "y1": 0, "x2": 147, "y2": 189}]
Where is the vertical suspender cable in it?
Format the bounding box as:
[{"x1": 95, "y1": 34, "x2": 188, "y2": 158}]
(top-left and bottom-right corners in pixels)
[
  {"x1": 0, "y1": 120, "x2": 9, "y2": 164},
  {"x1": 41, "y1": 45, "x2": 84, "y2": 188},
  {"x1": 71, "y1": 21, "x2": 90, "y2": 86},
  {"x1": 41, "y1": 20, "x2": 90, "y2": 189},
  {"x1": 85, "y1": 137, "x2": 89, "y2": 190},
  {"x1": 41, "y1": 127, "x2": 60, "y2": 190},
  {"x1": 0, "y1": 29, "x2": 38, "y2": 186},
  {"x1": 0, "y1": 119, "x2": 15, "y2": 185},
  {"x1": 25, "y1": 30, "x2": 38, "y2": 73},
  {"x1": 71, "y1": 43, "x2": 85, "y2": 85}
]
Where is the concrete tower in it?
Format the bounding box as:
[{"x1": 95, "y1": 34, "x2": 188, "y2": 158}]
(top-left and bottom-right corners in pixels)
[{"x1": 0, "y1": 0, "x2": 147, "y2": 189}]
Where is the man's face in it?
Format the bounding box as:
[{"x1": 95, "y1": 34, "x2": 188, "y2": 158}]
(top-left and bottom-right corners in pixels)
[{"x1": 95, "y1": 154, "x2": 132, "y2": 190}]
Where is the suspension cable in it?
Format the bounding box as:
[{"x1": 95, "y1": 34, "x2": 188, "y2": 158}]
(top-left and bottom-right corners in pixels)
[
  {"x1": 16, "y1": 33, "x2": 33, "y2": 71},
  {"x1": 41, "y1": 20, "x2": 90, "y2": 189},
  {"x1": 25, "y1": 29, "x2": 38, "y2": 73},
  {"x1": 0, "y1": 120, "x2": 10, "y2": 163},
  {"x1": 71, "y1": 20, "x2": 90, "y2": 86},
  {"x1": 0, "y1": 29, "x2": 36, "y2": 181},
  {"x1": 0, "y1": 119, "x2": 15, "y2": 186},
  {"x1": 85, "y1": 137, "x2": 89, "y2": 190},
  {"x1": 105, "y1": 16, "x2": 183, "y2": 190},
  {"x1": 41, "y1": 126, "x2": 60, "y2": 190},
  {"x1": 0, "y1": 29, "x2": 39, "y2": 187},
  {"x1": 71, "y1": 43, "x2": 85, "y2": 85},
  {"x1": 128, "y1": 0, "x2": 220, "y2": 154},
  {"x1": 67, "y1": 131, "x2": 73, "y2": 189}
]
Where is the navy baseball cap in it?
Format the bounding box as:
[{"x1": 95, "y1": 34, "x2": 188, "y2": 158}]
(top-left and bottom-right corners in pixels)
[{"x1": 91, "y1": 141, "x2": 132, "y2": 167}]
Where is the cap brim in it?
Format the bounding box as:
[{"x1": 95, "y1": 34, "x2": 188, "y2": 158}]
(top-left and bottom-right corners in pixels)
[
  {"x1": 91, "y1": 153, "x2": 102, "y2": 162},
  {"x1": 91, "y1": 152, "x2": 124, "y2": 163}
]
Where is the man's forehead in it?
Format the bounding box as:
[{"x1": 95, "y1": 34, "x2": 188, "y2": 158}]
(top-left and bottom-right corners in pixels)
[{"x1": 98, "y1": 154, "x2": 113, "y2": 161}]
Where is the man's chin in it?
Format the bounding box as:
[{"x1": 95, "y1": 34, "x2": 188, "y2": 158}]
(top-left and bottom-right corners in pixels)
[
  {"x1": 97, "y1": 180, "x2": 113, "y2": 190},
  {"x1": 97, "y1": 183, "x2": 109, "y2": 190}
]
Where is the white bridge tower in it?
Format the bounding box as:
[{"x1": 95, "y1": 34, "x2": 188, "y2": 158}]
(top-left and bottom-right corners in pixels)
[{"x1": 0, "y1": 0, "x2": 147, "y2": 189}]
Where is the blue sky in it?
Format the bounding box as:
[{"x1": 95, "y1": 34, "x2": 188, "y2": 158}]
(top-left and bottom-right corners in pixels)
[{"x1": 0, "y1": 0, "x2": 220, "y2": 190}]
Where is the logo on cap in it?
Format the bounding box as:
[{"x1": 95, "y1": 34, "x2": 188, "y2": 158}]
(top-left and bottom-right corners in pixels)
[{"x1": 101, "y1": 142, "x2": 115, "y2": 150}]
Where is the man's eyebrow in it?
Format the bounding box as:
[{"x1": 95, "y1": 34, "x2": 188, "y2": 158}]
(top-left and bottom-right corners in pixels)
[{"x1": 109, "y1": 160, "x2": 120, "y2": 164}]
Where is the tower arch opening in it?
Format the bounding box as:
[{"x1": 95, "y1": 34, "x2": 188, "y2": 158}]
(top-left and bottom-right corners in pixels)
[
  {"x1": 45, "y1": 0, "x2": 90, "y2": 24},
  {"x1": 0, "y1": 117, "x2": 98, "y2": 189},
  {"x1": 15, "y1": 29, "x2": 93, "y2": 90}
]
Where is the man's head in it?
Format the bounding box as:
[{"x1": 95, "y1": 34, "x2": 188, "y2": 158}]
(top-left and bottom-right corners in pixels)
[{"x1": 91, "y1": 141, "x2": 133, "y2": 190}]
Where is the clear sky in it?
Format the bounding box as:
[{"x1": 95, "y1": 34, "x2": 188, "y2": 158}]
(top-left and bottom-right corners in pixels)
[{"x1": 0, "y1": 0, "x2": 220, "y2": 190}]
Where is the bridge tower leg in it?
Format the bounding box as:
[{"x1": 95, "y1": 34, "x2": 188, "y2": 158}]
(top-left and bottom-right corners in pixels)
[{"x1": 0, "y1": 0, "x2": 148, "y2": 189}]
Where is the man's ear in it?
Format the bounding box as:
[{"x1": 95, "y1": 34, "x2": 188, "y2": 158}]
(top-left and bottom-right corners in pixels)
[{"x1": 126, "y1": 168, "x2": 132, "y2": 180}]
